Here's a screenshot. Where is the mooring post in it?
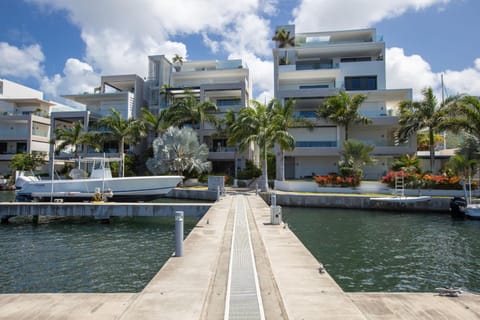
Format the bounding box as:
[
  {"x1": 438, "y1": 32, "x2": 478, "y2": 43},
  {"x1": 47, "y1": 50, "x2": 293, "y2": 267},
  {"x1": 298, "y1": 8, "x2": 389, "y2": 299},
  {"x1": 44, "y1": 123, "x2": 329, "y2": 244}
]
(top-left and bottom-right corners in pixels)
[
  {"x1": 175, "y1": 210, "x2": 184, "y2": 257},
  {"x1": 255, "y1": 183, "x2": 259, "y2": 196},
  {"x1": 32, "y1": 215, "x2": 39, "y2": 225}
]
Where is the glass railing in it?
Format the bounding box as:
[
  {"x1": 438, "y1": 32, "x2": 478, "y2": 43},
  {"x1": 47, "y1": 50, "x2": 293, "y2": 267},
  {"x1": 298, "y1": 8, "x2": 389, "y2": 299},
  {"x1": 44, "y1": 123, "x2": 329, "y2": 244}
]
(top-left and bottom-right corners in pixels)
[
  {"x1": 209, "y1": 146, "x2": 235, "y2": 152},
  {"x1": 296, "y1": 63, "x2": 339, "y2": 71},
  {"x1": 217, "y1": 60, "x2": 243, "y2": 70},
  {"x1": 296, "y1": 141, "x2": 337, "y2": 147},
  {"x1": 293, "y1": 111, "x2": 317, "y2": 118}
]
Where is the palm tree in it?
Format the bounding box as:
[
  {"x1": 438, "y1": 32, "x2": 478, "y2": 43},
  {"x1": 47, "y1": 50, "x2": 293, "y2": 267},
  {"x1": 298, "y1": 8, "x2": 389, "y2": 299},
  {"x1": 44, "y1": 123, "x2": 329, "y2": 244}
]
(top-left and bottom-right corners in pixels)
[
  {"x1": 141, "y1": 107, "x2": 167, "y2": 138},
  {"x1": 317, "y1": 91, "x2": 370, "y2": 141},
  {"x1": 446, "y1": 154, "x2": 477, "y2": 178},
  {"x1": 391, "y1": 154, "x2": 422, "y2": 173},
  {"x1": 272, "y1": 27, "x2": 295, "y2": 65},
  {"x1": 231, "y1": 101, "x2": 272, "y2": 192},
  {"x1": 339, "y1": 140, "x2": 376, "y2": 174},
  {"x1": 165, "y1": 92, "x2": 219, "y2": 143},
  {"x1": 396, "y1": 87, "x2": 450, "y2": 172},
  {"x1": 53, "y1": 121, "x2": 88, "y2": 158},
  {"x1": 172, "y1": 54, "x2": 183, "y2": 71},
  {"x1": 268, "y1": 98, "x2": 313, "y2": 181},
  {"x1": 96, "y1": 109, "x2": 145, "y2": 177},
  {"x1": 224, "y1": 109, "x2": 240, "y2": 179},
  {"x1": 441, "y1": 95, "x2": 480, "y2": 141}
]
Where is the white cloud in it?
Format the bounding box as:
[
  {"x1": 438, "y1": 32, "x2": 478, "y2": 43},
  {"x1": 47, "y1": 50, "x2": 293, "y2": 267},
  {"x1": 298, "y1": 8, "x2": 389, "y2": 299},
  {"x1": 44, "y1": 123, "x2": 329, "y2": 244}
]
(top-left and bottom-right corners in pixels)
[
  {"x1": 222, "y1": 13, "x2": 272, "y2": 58},
  {"x1": 0, "y1": 42, "x2": 44, "y2": 79},
  {"x1": 443, "y1": 60, "x2": 480, "y2": 97},
  {"x1": 386, "y1": 47, "x2": 480, "y2": 100},
  {"x1": 292, "y1": 0, "x2": 451, "y2": 31},
  {"x1": 27, "y1": 0, "x2": 274, "y2": 100},
  {"x1": 201, "y1": 33, "x2": 219, "y2": 54},
  {"x1": 40, "y1": 58, "x2": 100, "y2": 99}
]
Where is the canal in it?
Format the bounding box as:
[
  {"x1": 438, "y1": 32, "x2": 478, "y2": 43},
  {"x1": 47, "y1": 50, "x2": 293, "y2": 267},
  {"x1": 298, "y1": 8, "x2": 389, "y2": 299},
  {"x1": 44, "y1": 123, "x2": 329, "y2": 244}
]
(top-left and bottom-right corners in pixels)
[
  {"x1": 0, "y1": 191, "x2": 200, "y2": 293},
  {"x1": 282, "y1": 206, "x2": 480, "y2": 293}
]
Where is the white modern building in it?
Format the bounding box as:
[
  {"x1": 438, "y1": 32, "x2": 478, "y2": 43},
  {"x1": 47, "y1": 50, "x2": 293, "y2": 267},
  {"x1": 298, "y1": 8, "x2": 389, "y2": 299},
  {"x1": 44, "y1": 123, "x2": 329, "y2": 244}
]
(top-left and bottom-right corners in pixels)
[
  {"x1": 147, "y1": 55, "x2": 252, "y2": 174},
  {"x1": 56, "y1": 74, "x2": 145, "y2": 157},
  {"x1": 57, "y1": 56, "x2": 252, "y2": 175},
  {"x1": 273, "y1": 25, "x2": 416, "y2": 180},
  {"x1": 0, "y1": 79, "x2": 74, "y2": 173}
]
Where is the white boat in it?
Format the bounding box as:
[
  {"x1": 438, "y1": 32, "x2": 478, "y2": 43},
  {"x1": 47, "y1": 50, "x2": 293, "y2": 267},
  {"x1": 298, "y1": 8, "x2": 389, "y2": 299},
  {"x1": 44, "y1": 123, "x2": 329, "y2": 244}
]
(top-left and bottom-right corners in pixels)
[
  {"x1": 465, "y1": 202, "x2": 480, "y2": 219},
  {"x1": 15, "y1": 157, "x2": 183, "y2": 202},
  {"x1": 369, "y1": 196, "x2": 432, "y2": 203},
  {"x1": 461, "y1": 176, "x2": 480, "y2": 219}
]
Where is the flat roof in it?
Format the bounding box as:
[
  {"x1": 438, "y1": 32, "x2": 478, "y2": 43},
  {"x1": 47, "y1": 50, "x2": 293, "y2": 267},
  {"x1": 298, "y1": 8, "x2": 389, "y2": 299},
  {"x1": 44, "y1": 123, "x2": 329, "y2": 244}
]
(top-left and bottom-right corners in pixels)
[{"x1": 0, "y1": 98, "x2": 55, "y2": 106}]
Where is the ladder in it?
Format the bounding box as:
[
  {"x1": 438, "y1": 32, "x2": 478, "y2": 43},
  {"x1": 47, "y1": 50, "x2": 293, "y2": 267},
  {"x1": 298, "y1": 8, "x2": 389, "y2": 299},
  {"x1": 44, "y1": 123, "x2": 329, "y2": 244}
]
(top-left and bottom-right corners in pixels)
[{"x1": 394, "y1": 172, "x2": 405, "y2": 197}]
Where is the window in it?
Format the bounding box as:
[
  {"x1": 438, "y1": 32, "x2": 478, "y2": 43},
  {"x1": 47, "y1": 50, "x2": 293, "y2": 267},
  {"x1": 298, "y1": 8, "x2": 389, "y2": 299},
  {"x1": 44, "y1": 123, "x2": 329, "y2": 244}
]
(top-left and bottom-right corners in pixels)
[
  {"x1": 0, "y1": 143, "x2": 7, "y2": 154},
  {"x1": 340, "y1": 57, "x2": 371, "y2": 63},
  {"x1": 296, "y1": 141, "x2": 337, "y2": 147},
  {"x1": 16, "y1": 142, "x2": 27, "y2": 153},
  {"x1": 299, "y1": 85, "x2": 329, "y2": 89},
  {"x1": 216, "y1": 99, "x2": 241, "y2": 107},
  {"x1": 345, "y1": 76, "x2": 377, "y2": 91},
  {"x1": 293, "y1": 111, "x2": 317, "y2": 118}
]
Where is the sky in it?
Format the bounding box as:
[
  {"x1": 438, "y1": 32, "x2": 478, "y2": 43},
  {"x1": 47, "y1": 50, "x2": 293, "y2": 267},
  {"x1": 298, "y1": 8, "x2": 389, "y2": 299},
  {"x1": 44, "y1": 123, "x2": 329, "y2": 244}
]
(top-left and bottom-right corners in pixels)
[{"x1": 1, "y1": 0, "x2": 479, "y2": 106}]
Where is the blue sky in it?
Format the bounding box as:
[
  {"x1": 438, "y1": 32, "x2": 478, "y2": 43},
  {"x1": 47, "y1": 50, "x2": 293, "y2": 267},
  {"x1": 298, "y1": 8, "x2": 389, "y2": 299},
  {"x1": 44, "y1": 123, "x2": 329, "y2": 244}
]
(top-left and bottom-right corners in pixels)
[{"x1": 1, "y1": 0, "x2": 479, "y2": 104}]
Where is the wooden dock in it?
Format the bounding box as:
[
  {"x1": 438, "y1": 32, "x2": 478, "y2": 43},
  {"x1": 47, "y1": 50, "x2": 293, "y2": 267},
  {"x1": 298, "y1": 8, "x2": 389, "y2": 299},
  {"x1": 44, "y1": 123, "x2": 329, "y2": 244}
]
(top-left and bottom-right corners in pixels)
[{"x1": 1, "y1": 194, "x2": 479, "y2": 319}]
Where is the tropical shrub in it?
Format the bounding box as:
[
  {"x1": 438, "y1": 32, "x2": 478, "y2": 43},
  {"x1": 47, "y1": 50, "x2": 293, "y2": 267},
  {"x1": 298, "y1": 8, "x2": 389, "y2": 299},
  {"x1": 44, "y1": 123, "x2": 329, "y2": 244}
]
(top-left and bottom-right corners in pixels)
[
  {"x1": 381, "y1": 170, "x2": 468, "y2": 189},
  {"x1": 237, "y1": 160, "x2": 262, "y2": 180},
  {"x1": 314, "y1": 173, "x2": 360, "y2": 187}
]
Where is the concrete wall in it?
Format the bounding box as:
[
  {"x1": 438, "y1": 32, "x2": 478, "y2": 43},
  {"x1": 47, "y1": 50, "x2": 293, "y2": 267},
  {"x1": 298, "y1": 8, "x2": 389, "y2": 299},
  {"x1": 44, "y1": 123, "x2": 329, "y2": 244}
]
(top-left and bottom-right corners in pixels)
[
  {"x1": 262, "y1": 193, "x2": 451, "y2": 212},
  {"x1": 168, "y1": 188, "x2": 218, "y2": 201}
]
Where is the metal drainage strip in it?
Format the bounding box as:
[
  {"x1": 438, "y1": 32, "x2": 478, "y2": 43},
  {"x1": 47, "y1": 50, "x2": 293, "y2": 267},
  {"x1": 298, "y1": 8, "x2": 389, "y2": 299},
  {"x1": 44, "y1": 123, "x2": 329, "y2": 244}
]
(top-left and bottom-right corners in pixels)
[{"x1": 224, "y1": 196, "x2": 265, "y2": 320}]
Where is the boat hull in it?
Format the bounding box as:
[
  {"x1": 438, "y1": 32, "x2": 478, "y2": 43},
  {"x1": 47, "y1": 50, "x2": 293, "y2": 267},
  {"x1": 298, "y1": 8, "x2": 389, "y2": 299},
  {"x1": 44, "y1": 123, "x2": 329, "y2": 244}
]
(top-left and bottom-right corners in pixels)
[
  {"x1": 466, "y1": 204, "x2": 480, "y2": 220},
  {"x1": 369, "y1": 196, "x2": 432, "y2": 203},
  {"x1": 16, "y1": 176, "x2": 183, "y2": 202}
]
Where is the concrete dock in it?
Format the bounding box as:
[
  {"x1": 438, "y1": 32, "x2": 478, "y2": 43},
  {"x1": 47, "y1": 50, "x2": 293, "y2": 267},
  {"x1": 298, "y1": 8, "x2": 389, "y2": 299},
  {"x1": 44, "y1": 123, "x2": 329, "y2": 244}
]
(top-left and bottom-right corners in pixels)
[
  {"x1": 1, "y1": 193, "x2": 479, "y2": 319},
  {"x1": 0, "y1": 202, "x2": 211, "y2": 221}
]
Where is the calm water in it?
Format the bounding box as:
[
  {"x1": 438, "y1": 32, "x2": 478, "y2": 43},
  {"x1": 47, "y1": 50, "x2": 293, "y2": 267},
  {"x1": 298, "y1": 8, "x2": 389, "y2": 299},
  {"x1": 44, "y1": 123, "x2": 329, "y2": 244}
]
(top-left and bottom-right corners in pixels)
[
  {"x1": 282, "y1": 207, "x2": 480, "y2": 293},
  {"x1": 0, "y1": 191, "x2": 200, "y2": 293}
]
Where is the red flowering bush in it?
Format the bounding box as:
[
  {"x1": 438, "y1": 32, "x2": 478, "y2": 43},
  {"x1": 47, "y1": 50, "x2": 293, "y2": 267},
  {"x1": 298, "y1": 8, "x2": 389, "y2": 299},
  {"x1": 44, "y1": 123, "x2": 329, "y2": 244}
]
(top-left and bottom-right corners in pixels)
[
  {"x1": 381, "y1": 170, "x2": 468, "y2": 189},
  {"x1": 314, "y1": 173, "x2": 360, "y2": 187}
]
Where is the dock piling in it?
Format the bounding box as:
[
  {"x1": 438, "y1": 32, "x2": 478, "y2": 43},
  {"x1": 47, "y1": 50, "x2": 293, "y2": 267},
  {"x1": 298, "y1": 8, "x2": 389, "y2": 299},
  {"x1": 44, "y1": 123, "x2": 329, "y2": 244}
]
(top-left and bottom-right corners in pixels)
[{"x1": 175, "y1": 210, "x2": 184, "y2": 257}]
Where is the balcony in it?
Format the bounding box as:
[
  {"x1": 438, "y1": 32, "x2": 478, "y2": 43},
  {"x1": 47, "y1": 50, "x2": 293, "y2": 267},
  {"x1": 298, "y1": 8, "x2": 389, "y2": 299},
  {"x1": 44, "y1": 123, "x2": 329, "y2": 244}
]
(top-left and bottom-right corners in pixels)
[
  {"x1": 208, "y1": 146, "x2": 235, "y2": 160},
  {"x1": 278, "y1": 63, "x2": 340, "y2": 80}
]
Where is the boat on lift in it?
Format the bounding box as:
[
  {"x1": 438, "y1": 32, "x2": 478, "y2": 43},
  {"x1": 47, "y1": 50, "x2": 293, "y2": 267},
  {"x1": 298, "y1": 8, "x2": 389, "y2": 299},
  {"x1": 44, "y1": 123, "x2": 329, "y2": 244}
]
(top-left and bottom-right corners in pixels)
[{"x1": 15, "y1": 157, "x2": 182, "y2": 202}]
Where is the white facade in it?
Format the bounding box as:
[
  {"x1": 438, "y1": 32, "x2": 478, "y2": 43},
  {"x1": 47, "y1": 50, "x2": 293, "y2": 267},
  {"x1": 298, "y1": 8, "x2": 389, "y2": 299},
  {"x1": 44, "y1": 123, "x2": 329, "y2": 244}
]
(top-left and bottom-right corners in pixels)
[
  {"x1": 0, "y1": 79, "x2": 59, "y2": 173},
  {"x1": 273, "y1": 25, "x2": 416, "y2": 180},
  {"x1": 147, "y1": 55, "x2": 252, "y2": 174}
]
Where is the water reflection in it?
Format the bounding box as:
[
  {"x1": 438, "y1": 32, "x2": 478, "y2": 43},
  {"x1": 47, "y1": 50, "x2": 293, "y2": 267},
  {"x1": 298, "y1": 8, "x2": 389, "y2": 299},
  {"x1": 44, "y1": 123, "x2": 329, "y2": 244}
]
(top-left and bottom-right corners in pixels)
[{"x1": 282, "y1": 207, "x2": 480, "y2": 292}]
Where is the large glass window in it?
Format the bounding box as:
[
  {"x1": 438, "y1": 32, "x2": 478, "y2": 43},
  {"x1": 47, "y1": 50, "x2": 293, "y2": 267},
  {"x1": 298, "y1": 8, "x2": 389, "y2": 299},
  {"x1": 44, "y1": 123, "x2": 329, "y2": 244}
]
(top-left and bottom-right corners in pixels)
[
  {"x1": 0, "y1": 143, "x2": 7, "y2": 154},
  {"x1": 340, "y1": 57, "x2": 371, "y2": 63},
  {"x1": 16, "y1": 142, "x2": 27, "y2": 153},
  {"x1": 345, "y1": 76, "x2": 377, "y2": 91},
  {"x1": 216, "y1": 99, "x2": 241, "y2": 107}
]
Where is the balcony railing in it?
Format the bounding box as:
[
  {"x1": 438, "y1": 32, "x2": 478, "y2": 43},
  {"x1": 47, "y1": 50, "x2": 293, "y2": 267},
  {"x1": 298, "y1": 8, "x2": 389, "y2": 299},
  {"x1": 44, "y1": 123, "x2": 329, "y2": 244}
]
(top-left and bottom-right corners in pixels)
[
  {"x1": 296, "y1": 141, "x2": 337, "y2": 147},
  {"x1": 295, "y1": 62, "x2": 339, "y2": 71},
  {"x1": 209, "y1": 146, "x2": 235, "y2": 152},
  {"x1": 293, "y1": 111, "x2": 317, "y2": 118}
]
